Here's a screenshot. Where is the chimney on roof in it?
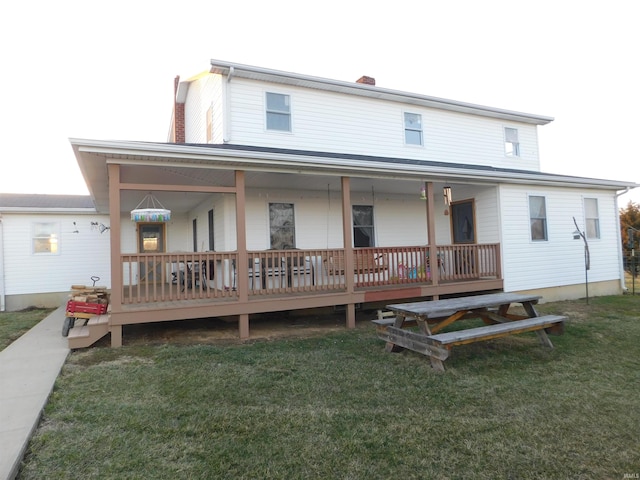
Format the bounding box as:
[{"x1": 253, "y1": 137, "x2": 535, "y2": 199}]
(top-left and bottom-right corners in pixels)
[
  {"x1": 173, "y1": 75, "x2": 186, "y2": 143},
  {"x1": 356, "y1": 75, "x2": 375, "y2": 86}
]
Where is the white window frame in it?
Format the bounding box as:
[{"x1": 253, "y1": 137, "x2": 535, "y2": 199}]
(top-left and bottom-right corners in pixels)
[
  {"x1": 265, "y1": 92, "x2": 291, "y2": 132},
  {"x1": 504, "y1": 127, "x2": 520, "y2": 157},
  {"x1": 352, "y1": 205, "x2": 376, "y2": 247},
  {"x1": 404, "y1": 112, "x2": 423, "y2": 146},
  {"x1": 32, "y1": 222, "x2": 60, "y2": 255},
  {"x1": 528, "y1": 195, "x2": 548, "y2": 242},
  {"x1": 269, "y1": 203, "x2": 296, "y2": 249},
  {"x1": 584, "y1": 198, "x2": 600, "y2": 239}
]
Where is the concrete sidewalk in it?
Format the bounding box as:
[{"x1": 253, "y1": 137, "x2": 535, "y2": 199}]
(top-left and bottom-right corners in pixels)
[{"x1": 0, "y1": 307, "x2": 69, "y2": 480}]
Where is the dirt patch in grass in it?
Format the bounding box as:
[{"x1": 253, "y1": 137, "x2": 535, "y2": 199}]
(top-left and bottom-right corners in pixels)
[
  {"x1": 103, "y1": 294, "x2": 627, "y2": 348},
  {"x1": 116, "y1": 309, "x2": 366, "y2": 347}
]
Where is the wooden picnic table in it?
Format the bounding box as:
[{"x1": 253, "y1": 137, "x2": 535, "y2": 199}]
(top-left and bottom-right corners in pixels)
[{"x1": 374, "y1": 292, "x2": 566, "y2": 372}]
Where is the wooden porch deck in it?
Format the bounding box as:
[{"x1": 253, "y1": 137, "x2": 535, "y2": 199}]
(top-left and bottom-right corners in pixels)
[
  {"x1": 120, "y1": 244, "x2": 500, "y2": 304},
  {"x1": 88, "y1": 244, "x2": 503, "y2": 347}
]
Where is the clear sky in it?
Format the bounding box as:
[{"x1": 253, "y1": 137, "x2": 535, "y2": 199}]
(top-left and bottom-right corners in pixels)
[{"x1": 2, "y1": 0, "x2": 638, "y2": 206}]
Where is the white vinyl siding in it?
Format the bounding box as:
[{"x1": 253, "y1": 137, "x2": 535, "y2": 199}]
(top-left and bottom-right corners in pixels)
[
  {"x1": 222, "y1": 77, "x2": 542, "y2": 172},
  {"x1": 1, "y1": 214, "x2": 111, "y2": 295},
  {"x1": 184, "y1": 75, "x2": 224, "y2": 144},
  {"x1": 500, "y1": 185, "x2": 621, "y2": 292}
]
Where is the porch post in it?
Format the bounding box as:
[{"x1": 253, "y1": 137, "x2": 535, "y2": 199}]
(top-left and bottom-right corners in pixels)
[
  {"x1": 108, "y1": 163, "x2": 123, "y2": 347},
  {"x1": 235, "y1": 170, "x2": 250, "y2": 338},
  {"x1": 426, "y1": 182, "x2": 439, "y2": 287},
  {"x1": 239, "y1": 314, "x2": 249, "y2": 340},
  {"x1": 341, "y1": 177, "x2": 356, "y2": 328}
]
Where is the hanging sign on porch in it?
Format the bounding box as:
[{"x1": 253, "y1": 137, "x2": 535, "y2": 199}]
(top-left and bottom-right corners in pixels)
[{"x1": 130, "y1": 193, "x2": 171, "y2": 222}]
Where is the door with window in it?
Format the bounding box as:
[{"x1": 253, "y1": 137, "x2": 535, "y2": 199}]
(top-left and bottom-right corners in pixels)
[
  {"x1": 352, "y1": 205, "x2": 375, "y2": 247},
  {"x1": 138, "y1": 223, "x2": 166, "y2": 283},
  {"x1": 450, "y1": 200, "x2": 476, "y2": 276}
]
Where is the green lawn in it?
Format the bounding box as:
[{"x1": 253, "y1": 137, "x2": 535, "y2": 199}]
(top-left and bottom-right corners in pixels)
[
  {"x1": 0, "y1": 307, "x2": 54, "y2": 351},
  {"x1": 14, "y1": 296, "x2": 640, "y2": 479}
]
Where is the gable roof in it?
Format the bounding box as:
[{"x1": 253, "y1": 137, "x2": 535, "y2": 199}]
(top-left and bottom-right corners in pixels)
[
  {"x1": 207, "y1": 59, "x2": 554, "y2": 126},
  {"x1": 0, "y1": 193, "x2": 95, "y2": 213}
]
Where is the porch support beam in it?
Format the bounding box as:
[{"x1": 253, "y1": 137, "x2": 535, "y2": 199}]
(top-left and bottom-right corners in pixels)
[
  {"x1": 235, "y1": 170, "x2": 250, "y2": 338},
  {"x1": 426, "y1": 182, "x2": 439, "y2": 290},
  {"x1": 341, "y1": 177, "x2": 356, "y2": 328},
  {"x1": 108, "y1": 163, "x2": 124, "y2": 347},
  {"x1": 119, "y1": 183, "x2": 236, "y2": 194},
  {"x1": 239, "y1": 314, "x2": 249, "y2": 339},
  {"x1": 110, "y1": 325, "x2": 122, "y2": 348}
]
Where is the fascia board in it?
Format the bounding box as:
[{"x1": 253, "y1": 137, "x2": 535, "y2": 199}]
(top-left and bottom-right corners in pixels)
[{"x1": 72, "y1": 139, "x2": 637, "y2": 192}]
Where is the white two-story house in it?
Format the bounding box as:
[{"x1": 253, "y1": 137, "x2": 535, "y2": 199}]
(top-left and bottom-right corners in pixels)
[{"x1": 69, "y1": 59, "x2": 637, "y2": 347}]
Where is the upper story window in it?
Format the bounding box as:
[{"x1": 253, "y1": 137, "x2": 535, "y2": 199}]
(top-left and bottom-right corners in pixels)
[
  {"x1": 404, "y1": 112, "x2": 423, "y2": 146},
  {"x1": 33, "y1": 222, "x2": 59, "y2": 254},
  {"x1": 353, "y1": 205, "x2": 375, "y2": 247},
  {"x1": 504, "y1": 127, "x2": 520, "y2": 157},
  {"x1": 269, "y1": 203, "x2": 295, "y2": 249},
  {"x1": 529, "y1": 195, "x2": 548, "y2": 241},
  {"x1": 266, "y1": 92, "x2": 291, "y2": 132},
  {"x1": 584, "y1": 198, "x2": 600, "y2": 239}
]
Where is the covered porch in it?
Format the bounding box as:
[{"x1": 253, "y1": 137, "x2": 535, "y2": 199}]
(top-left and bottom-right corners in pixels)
[{"x1": 72, "y1": 141, "x2": 506, "y2": 347}]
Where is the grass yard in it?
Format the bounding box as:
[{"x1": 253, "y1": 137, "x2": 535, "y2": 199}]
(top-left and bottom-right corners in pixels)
[
  {"x1": 15, "y1": 295, "x2": 640, "y2": 479},
  {"x1": 0, "y1": 307, "x2": 54, "y2": 351}
]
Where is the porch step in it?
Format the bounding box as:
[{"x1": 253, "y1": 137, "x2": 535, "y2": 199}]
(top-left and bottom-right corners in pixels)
[{"x1": 68, "y1": 314, "x2": 110, "y2": 349}]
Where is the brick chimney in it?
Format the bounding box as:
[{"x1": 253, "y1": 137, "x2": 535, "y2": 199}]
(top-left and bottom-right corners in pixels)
[
  {"x1": 173, "y1": 76, "x2": 186, "y2": 143},
  {"x1": 356, "y1": 75, "x2": 376, "y2": 86}
]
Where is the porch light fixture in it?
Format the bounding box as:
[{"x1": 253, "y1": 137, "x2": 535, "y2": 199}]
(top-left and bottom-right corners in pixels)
[
  {"x1": 130, "y1": 193, "x2": 171, "y2": 222},
  {"x1": 443, "y1": 186, "x2": 452, "y2": 206},
  {"x1": 443, "y1": 186, "x2": 452, "y2": 215},
  {"x1": 420, "y1": 184, "x2": 427, "y2": 200}
]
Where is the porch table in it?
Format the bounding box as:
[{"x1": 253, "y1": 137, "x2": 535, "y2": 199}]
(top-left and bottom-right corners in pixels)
[{"x1": 374, "y1": 292, "x2": 566, "y2": 372}]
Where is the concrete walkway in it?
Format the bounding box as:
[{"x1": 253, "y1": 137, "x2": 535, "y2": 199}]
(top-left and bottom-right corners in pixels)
[{"x1": 0, "y1": 307, "x2": 69, "y2": 480}]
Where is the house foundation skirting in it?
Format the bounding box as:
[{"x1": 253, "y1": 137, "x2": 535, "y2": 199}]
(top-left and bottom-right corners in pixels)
[
  {"x1": 4, "y1": 292, "x2": 70, "y2": 311},
  {"x1": 514, "y1": 279, "x2": 623, "y2": 303}
]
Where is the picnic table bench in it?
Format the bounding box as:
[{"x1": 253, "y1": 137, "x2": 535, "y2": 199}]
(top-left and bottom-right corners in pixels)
[{"x1": 373, "y1": 292, "x2": 566, "y2": 372}]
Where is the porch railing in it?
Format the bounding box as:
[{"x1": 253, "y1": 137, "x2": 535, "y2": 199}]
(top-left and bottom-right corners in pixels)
[
  {"x1": 120, "y1": 244, "x2": 500, "y2": 304},
  {"x1": 121, "y1": 252, "x2": 239, "y2": 304}
]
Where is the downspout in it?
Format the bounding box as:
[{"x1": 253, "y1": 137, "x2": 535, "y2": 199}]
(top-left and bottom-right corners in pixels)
[
  {"x1": 223, "y1": 66, "x2": 234, "y2": 143},
  {"x1": 0, "y1": 214, "x2": 5, "y2": 311}
]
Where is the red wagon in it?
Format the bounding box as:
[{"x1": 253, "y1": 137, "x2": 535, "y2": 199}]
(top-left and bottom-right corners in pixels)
[{"x1": 62, "y1": 277, "x2": 109, "y2": 337}]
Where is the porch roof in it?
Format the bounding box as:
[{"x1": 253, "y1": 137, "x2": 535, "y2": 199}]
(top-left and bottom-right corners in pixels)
[{"x1": 70, "y1": 139, "x2": 638, "y2": 213}]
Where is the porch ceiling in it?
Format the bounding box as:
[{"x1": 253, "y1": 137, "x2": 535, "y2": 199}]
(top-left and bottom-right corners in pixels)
[{"x1": 118, "y1": 167, "x2": 424, "y2": 213}]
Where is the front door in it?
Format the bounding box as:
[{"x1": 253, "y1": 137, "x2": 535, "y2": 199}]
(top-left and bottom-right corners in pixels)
[
  {"x1": 450, "y1": 200, "x2": 477, "y2": 276},
  {"x1": 451, "y1": 200, "x2": 475, "y2": 244},
  {"x1": 138, "y1": 223, "x2": 166, "y2": 283}
]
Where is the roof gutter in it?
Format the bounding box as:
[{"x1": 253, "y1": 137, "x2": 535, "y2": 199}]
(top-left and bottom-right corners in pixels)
[
  {"x1": 616, "y1": 187, "x2": 632, "y2": 197},
  {"x1": 72, "y1": 139, "x2": 637, "y2": 192}
]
